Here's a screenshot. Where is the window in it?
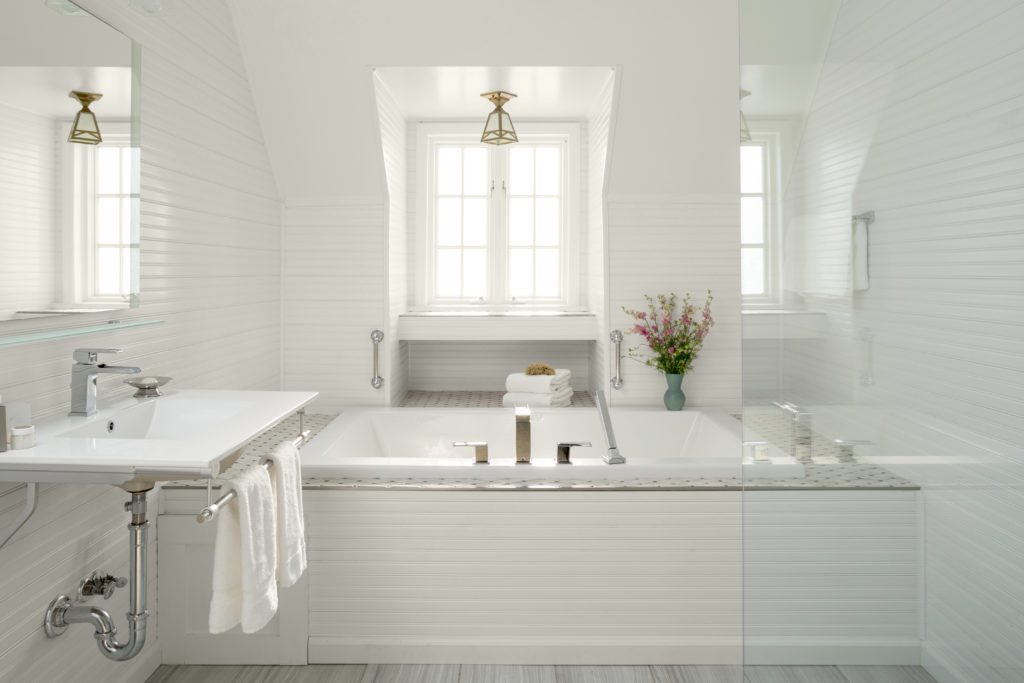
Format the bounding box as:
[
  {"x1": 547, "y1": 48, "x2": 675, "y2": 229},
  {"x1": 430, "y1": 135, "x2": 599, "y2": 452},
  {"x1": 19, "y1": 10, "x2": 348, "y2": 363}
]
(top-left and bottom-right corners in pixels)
[
  {"x1": 416, "y1": 123, "x2": 579, "y2": 310},
  {"x1": 740, "y1": 135, "x2": 779, "y2": 303},
  {"x1": 62, "y1": 122, "x2": 135, "y2": 306}
]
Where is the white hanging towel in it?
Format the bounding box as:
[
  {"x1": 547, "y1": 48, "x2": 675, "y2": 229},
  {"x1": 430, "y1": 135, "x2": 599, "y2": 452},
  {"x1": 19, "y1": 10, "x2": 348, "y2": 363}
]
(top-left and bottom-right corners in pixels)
[
  {"x1": 265, "y1": 441, "x2": 307, "y2": 587},
  {"x1": 209, "y1": 465, "x2": 279, "y2": 634},
  {"x1": 851, "y1": 218, "x2": 870, "y2": 291},
  {"x1": 505, "y1": 369, "x2": 572, "y2": 394}
]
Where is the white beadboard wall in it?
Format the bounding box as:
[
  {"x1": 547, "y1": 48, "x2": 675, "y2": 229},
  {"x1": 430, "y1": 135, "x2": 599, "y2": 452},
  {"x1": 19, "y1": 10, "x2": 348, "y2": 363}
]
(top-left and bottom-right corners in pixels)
[
  {"x1": 0, "y1": 1, "x2": 282, "y2": 680},
  {"x1": 769, "y1": 1, "x2": 1024, "y2": 681},
  {"x1": 282, "y1": 200, "x2": 388, "y2": 412},
  {"x1": 743, "y1": 491, "x2": 921, "y2": 665},
  {"x1": 607, "y1": 198, "x2": 741, "y2": 409},
  {"x1": 374, "y1": 74, "x2": 409, "y2": 406},
  {"x1": 0, "y1": 103, "x2": 57, "y2": 319},
  {"x1": 304, "y1": 490, "x2": 743, "y2": 665}
]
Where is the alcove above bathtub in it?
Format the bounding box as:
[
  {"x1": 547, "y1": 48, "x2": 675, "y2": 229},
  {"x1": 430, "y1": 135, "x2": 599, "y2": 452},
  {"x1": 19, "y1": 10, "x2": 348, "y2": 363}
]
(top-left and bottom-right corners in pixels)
[{"x1": 397, "y1": 311, "x2": 598, "y2": 341}]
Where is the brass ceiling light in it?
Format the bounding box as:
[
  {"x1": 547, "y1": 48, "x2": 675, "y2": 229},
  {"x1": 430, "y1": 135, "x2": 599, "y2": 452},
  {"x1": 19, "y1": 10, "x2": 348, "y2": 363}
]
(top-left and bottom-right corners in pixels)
[
  {"x1": 480, "y1": 91, "x2": 518, "y2": 145},
  {"x1": 68, "y1": 91, "x2": 103, "y2": 145}
]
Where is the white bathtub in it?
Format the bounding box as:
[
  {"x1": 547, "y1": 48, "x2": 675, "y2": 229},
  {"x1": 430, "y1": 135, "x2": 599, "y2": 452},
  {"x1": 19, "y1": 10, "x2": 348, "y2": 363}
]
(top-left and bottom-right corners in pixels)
[{"x1": 300, "y1": 406, "x2": 803, "y2": 482}]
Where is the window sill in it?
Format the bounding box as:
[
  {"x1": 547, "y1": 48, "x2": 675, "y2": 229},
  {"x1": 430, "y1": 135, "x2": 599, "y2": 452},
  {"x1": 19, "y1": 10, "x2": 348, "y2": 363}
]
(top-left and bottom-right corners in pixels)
[{"x1": 398, "y1": 312, "x2": 598, "y2": 341}]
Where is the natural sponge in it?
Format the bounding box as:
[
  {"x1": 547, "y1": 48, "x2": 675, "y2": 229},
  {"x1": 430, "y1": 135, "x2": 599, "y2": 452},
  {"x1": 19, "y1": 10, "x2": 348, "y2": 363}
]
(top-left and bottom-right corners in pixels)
[{"x1": 525, "y1": 362, "x2": 556, "y2": 376}]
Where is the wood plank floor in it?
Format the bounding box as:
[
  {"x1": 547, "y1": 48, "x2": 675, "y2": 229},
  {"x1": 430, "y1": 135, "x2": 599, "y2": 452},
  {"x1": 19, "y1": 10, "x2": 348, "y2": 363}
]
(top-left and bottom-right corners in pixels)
[{"x1": 147, "y1": 664, "x2": 940, "y2": 683}]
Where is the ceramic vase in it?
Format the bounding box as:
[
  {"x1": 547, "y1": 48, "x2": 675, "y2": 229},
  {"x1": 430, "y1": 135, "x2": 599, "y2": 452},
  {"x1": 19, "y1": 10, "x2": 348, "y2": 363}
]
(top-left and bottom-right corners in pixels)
[{"x1": 663, "y1": 373, "x2": 685, "y2": 411}]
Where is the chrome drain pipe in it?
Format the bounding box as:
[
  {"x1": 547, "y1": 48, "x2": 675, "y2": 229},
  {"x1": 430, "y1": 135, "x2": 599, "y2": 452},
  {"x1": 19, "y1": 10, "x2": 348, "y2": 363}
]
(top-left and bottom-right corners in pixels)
[{"x1": 44, "y1": 491, "x2": 150, "y2": 661}]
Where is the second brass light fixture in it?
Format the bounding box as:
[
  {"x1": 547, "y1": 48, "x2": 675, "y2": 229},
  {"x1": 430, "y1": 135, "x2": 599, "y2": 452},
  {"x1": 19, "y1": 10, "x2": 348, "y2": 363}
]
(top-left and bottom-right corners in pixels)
[
  {"x1": 68, "y1": 91, "x2": 103, "y2": 145},
  {"x1": 480, "y1": 91, "x2": 518, "y2": 145}
]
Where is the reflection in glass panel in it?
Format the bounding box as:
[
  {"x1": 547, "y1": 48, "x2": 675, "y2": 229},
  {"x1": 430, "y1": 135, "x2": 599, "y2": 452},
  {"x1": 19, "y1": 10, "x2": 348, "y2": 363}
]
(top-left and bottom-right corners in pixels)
[
  {"x1": 463, "y1": 147, "x2": 488, "y2": 195},
  {"x1": 436, "y1": 248, "x2": 461, "y2": 296},
  {"x1": 436, "y1": 198, "x2": 461, "y2": 245},
  {"x1": 508, "y1": 248, "x2": 532, "y2": 297},
  {"x1": 121, "y1": 198, "x2": 132, "y2": 242},
  {"x1": 121, "y1": 249, "x2": 131, "y2": 294},
  {"x1": 509, "y1": 197, "x2": 533, "y2": 246},
  {"x1": 740, "y1": 196, "x2": 765, "y2": 244},
  {"x1": 509, "y1": 147, "x2": 534, "y2": 194},
  {"x1": 96, "y1": 247, "x2": 120, "y2": 295},
  {"x1": 535, "y1": 147, "x2": 560, "y2": 195},
  {"x1": 437, "y1": 147, "x2": 462, "y2": 195},
  {"x1": 535, "y1": 198, "x2": 559, "y2": 246},
  {"x1": 535, "y1": 248, "x2": 559, "y2": 297},
  {"x1": 121, "y1": 147, "x2": 133, "y2": 194},
  {"x1": 740, "y1": 145, "x2": 763, "y2": 194},
  {"x1": 741, "y1": 246, "x2": 765, "y2": 295},
  {"x1": 97, "y1": 147, "x2": 120, "y2": 194},
  {"x1": 463, "y1": 249, "x2": 486, "y2": 297},
  {"x1": 463, "y1": 198, "x2": 487, "y2": 246},
  {"x1": 97, "y1": 198, "x2": 120, "y2": 243}
]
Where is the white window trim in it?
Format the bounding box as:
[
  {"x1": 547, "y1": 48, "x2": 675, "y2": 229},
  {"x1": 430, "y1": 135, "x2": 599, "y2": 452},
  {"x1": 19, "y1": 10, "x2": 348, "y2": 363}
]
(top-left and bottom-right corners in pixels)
[
  {"x1": 59, "y1": 121, "x2": 134, "y2": 308},
  {"x1": 741, "y1": 131, "x2": 782, "y2": 307},
  {"x1": 413, "y1": 121, "x2": 582, "y2": 312}
]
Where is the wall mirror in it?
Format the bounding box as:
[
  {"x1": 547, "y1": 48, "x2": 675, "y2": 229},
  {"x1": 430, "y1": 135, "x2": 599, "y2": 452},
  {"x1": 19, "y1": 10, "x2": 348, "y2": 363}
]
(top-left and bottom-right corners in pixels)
[{"x1": 0, "y1": 0, "x2": 139, "y2": 323}]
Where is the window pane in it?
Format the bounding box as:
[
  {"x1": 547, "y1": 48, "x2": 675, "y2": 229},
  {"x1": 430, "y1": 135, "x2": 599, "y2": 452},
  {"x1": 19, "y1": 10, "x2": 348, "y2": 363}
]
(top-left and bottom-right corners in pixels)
[
  {"x1": 463, "y1": 148, "x2": 488, "y2": 195},
  {"x1": 508, "y1": 248, "x2": 533, "y2": 297},
  {"x1": 96, "y1": 247, "x2": 120, "y2": 295},
  {"x1": 740, "y1": 196, "x2": 764, "y2": 244},
  {"x1": 121, "y1": 198, "x2": 132, "y2": 243},
  {"x1": 121, "y1": 147, "x2": 133, "y2": 194},
  {"x1": 535, "y1": 248, "x2": 559, "y2": 297},
  {"x1": 463, "y1": 198, "x2": 487, "y2": 246},
  {"x1": 121, "y1": 248, "x2": 131, "y2": 295},
  {"x1": 509, "y1": 197, "x2": 533, "y2": 246},
  {"x1": 740, "y1": 145, "x2": 764, "y2": 194},
  {"x1": 436, "y1": 198, "x2": 461, "y2": 246},
  {"x1": 535, "y1": 198, "x2": 559, "y2": 246},
  {"x1": 741, "y1": 247, "x2": 765, "y2": 295},
  {"x1": 97, "y1": 198, "x2": 120, "y2": 243},
  {"x1": 463, "y1": 249, "x2": 486, "y2": 297},
  {"x1": 97, "y1": 147, "x2": 120, "y2": 194},
  {"x1": 509, "y1": 147, "x2": 533, "y2": 195},
  {"x1": 535, "y1": 147, "x2": 560, "y2": 195},
  {"x1": 436, "y1": 249, "x2": 461, "y2": 296},
  {"x1": 437, "y1": 147, "x2": 461, "y2": 195}
]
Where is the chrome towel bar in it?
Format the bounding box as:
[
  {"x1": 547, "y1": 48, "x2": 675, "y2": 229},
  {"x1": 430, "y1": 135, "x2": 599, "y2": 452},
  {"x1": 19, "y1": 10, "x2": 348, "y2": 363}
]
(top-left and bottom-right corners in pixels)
[{"x1": 196, "y1": 412, "x2": 310, "y2": 524}]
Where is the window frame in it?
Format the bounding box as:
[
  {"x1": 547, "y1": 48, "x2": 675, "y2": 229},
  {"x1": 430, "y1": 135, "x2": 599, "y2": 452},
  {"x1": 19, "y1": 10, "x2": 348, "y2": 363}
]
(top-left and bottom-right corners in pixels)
[
  {"x1": 740, "y1": 132, "x2": 782, "y2": 306},
  {"x1": 414, "y1": 121, "x2": 581, "y2": 312}
]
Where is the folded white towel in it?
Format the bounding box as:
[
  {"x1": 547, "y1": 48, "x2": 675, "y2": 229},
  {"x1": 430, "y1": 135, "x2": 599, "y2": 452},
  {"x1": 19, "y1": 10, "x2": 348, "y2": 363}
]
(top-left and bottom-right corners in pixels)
[
  {"x1": 505, "y1": 369, "x2": 572, "y2": 394},
  {"x1": 502, "y1": 387, "x2": 574, "y2": 407},
  {"x1": 209, "y1": 466, "x2": 279, "y2": 634},
  {"x1": 265, "y1": 441, "x2": 307, "y2": 588}
]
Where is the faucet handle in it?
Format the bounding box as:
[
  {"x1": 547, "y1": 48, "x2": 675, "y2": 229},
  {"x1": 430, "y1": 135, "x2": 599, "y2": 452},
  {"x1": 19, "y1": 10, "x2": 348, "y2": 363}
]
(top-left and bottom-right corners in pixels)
[
  {"x1": 453, "y1": 441, "x2": 489, "y2": 464},
  {"x1": 73, "y1": 348, "x2": 122, "y2": 364},
  {"x1": 556, "y1": 441, "x2": 591, "y2": 464}
]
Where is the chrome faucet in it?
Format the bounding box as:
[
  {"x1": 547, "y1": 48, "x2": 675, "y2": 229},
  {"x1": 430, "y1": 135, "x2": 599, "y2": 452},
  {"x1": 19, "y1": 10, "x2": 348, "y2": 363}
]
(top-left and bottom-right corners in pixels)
[
  {"x1": 70, "y1": 348, "x2": 141, "y2": 416},
  {"x1": 515, "y1": 406, "x2": 531, "y2": 463},
  {"x1": 774, "y1": 401, "x2": 813, "y2": 458}
]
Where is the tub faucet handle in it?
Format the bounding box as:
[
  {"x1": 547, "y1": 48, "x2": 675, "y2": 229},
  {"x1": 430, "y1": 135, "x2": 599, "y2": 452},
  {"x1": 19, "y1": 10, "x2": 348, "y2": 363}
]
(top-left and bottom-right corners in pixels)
[
  {"x1": 453, "y1": 441, "x2": 489, "y2": 464},
  {"x1": 556, "y1": 441, "x2": 591, "y2": 464}
]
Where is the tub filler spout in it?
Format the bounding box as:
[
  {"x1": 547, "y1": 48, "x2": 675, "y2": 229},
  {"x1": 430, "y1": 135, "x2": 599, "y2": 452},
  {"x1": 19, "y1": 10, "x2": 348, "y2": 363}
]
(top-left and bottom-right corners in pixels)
[{"x1": 515, "y1": 406, "x2": 531, "y2": 463}]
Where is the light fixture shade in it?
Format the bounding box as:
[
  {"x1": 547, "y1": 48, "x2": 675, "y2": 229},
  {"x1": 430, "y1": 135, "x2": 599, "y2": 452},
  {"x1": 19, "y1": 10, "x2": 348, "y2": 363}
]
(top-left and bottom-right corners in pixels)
[
  {"x1": 480, "y1": 91, "x2": 518, "y2": 145},
  {"x1": 68, "y1": 91, "x2": 103, "y2": 145}
]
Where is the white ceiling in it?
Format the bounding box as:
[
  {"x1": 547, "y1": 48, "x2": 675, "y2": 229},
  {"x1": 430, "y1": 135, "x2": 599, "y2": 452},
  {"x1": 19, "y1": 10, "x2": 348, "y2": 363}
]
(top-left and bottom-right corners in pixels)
[
  {"x1": 0, "y1": 66, "x2": 131, "y2": 119},
  {"x1": 374, "y1": 66, "x2": 615, "y2": 119},
  {"x1": 739, "y1": 0, "x2": 841, "y2": 117}
]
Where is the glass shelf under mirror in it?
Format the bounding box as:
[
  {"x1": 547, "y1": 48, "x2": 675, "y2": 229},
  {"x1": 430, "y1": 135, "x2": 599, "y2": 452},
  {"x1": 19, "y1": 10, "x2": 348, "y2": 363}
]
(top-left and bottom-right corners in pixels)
[{"x1": 0, "y1": 319, "x2": 163, "y2": 348}]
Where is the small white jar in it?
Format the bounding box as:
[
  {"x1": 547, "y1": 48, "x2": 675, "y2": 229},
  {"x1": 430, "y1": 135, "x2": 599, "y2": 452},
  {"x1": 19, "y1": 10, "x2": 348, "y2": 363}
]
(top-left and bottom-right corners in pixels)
[{"x1": 10, "y1": 425, "x2": 35, "y2": 450}]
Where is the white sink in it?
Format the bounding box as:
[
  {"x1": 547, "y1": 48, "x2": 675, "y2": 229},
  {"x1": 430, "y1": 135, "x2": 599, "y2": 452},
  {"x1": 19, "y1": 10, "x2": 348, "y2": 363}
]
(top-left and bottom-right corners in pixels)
[{"x1": 0, "y1": 389, "x2": 317, "y2": 489}]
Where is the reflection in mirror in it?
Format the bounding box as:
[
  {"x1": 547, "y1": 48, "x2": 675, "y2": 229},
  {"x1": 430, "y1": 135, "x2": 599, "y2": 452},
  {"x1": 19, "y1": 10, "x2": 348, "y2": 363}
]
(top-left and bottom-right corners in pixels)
[{"x1": 0, "y1": 0, "x2": 138, "y2": 322}]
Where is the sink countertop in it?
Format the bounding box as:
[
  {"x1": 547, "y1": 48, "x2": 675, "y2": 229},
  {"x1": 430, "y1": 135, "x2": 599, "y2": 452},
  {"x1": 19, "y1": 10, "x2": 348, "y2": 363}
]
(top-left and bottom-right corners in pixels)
[{"x1": 0, "y1": 389, "x2": 317, "y2": 486}]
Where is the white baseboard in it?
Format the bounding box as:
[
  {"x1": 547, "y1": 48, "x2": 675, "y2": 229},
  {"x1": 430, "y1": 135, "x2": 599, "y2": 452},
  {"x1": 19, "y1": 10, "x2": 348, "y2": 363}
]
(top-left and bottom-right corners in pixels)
[
  {"x1": 308, "y1": 637, "x2": 742, "y2": 665},
  {"x1": 743, "y1": 638, "x2": 921, "y2": 666}
]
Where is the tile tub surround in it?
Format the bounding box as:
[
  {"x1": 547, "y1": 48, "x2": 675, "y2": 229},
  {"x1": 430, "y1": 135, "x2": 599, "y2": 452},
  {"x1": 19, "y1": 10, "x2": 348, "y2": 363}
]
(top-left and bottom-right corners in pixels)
[{"x1": 165, "y1": 407, "x2": 916, "y2": 492}]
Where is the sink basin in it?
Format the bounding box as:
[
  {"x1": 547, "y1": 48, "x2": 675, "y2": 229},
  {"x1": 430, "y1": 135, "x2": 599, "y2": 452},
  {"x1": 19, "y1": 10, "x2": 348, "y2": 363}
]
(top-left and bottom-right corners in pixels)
[
  {"x1": 0, "y1": 389, "x2": 317, "y2": 489},
  {"x1": 60, "y1": 398, "x2": 256, "y2": 440}
]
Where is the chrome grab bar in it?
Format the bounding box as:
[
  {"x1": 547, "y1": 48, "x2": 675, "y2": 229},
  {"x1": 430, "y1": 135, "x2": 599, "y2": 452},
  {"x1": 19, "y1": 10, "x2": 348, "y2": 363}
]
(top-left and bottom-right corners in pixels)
[
  {"x1": 610, "y1": 329, "x2": 624, "y2": 389},
  {"x1": 197, "y1": 412, "x2": 310, "y2": 524},
  {"x1": 370, "y1": 329, "x2": 384, "y2": 389}
]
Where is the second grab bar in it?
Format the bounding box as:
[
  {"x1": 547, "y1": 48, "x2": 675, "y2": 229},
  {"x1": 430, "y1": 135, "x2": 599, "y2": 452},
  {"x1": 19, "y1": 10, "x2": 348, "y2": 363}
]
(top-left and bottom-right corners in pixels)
[
  {"x1": 610, "y1": 330, "x2": 624, "y2": 390},
  {"x1": 370, "y1": 329, "x2": 384, "y2": 389}
]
